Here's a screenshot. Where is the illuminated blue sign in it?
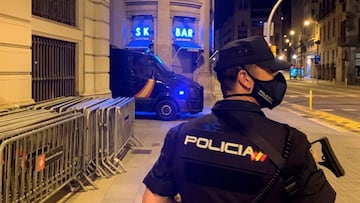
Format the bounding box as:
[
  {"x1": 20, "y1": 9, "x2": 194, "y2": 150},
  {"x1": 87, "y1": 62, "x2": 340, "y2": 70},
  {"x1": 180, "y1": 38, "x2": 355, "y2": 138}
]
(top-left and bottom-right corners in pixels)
[
  {"x1": 314, "y1": 55, "x2": 320, "y2": 64},
  {"x1": 132, "y1": 15, "x2": 153, "y2": 40},
  {"x1": 175, "y1": 28, "x2": 193, "y2": 38},
  {"x1": 173, "y1": 17, "x2": 196, "y2": 41},
  {"x1": 135, "y1": 27, "x2": 150, "y2": 37}
]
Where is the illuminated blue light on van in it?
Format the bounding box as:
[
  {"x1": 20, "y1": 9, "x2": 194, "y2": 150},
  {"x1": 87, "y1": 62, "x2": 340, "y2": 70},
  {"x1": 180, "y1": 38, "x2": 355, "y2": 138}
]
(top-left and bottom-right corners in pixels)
[{"x1": 174, "y1": 87, "x2": 188, "y2": 99}]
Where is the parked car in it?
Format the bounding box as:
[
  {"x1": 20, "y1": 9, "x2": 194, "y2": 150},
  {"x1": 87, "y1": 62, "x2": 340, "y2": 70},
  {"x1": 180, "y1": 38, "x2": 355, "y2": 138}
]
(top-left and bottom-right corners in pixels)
[{"x1": 289, "y1": 66, "x2": 304, "y2": 80}]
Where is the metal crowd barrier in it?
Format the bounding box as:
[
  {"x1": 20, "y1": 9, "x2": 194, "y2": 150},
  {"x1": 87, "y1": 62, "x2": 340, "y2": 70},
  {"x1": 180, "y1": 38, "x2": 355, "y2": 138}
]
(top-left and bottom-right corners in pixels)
[
  {"x1": 67, "y1": 97, "x2": 136, "y2": 179},
  {"x1": 0, "y1": 96, "x2": 138, "y2": 202},
  {"x1": 0, "y1": 110, "x2": 83, "y2": 202}
]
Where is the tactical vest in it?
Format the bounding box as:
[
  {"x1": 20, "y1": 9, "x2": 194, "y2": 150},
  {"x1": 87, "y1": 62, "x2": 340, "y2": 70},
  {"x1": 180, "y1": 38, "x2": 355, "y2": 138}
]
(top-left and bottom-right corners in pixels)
[{"x1": 172, "y1": 115, "x2": 289, "y2": 203}]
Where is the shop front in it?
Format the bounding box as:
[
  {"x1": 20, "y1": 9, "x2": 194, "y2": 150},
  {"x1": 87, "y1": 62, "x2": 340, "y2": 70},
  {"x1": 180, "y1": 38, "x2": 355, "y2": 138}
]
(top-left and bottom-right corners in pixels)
[
  {"x1": 126, "y1": 15, "x2": 154, "y2": 50},
  {"x1": 171, "y1": 16, "x2": 203, "y2": 79}
]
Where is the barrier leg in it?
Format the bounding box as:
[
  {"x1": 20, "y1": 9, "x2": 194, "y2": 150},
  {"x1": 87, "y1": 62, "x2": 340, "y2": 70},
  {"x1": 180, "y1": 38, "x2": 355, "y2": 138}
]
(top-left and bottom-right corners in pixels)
[
  {"x1": 76, "y1": 174, "x2": 98, "y2": 190},
  {"x1": 129, "y1": 135, "x2": 144, "y2": 146}
]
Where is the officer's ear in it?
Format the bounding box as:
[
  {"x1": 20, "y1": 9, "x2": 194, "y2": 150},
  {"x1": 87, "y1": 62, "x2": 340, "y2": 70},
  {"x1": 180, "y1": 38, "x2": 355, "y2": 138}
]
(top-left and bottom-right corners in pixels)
[{"x1": 237, "y1": 69, "x2": 252, "y2": 91}]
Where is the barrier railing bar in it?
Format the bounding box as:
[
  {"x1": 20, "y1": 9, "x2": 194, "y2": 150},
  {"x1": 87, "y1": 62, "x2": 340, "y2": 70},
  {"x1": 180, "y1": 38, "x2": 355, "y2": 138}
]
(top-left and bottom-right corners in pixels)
[
  {"x1": 49, "y1": 97, "x2": 83, "y2": 112},
  {"x1": 104, "y1": 106, "x2": 125, "y2": 174},
  {"x1": 0, "y1": 109, "x2": 52, "y2": 124},
  {"x1": 0, "y1": 111, "x2": 78, "y2": 139},
  {"x1": 27, "y1": 97, "x2": 71, "y2": 110},
  {"x1": 0, "y1": 108, "x2": 32, "y2": 117},
  {"x1": 99, "y1": 108, "x2": 118, "y2": 176},
  {"x1": 57, "y1": 97, "x2": 92, "y2": 112},
  {"x1": 0, "y1": 112, "x2": 57, "y2": 131}
]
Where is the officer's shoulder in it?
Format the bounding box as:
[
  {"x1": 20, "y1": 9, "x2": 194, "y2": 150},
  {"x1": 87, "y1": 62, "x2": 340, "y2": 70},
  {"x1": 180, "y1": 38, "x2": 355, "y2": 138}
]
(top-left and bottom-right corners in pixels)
[
  {"x1": 164, "y1": 114, "x2": 215, "y2": 141},
  {"x1": 264, "y1": 119, "x2": 306, "y2": 137},
  {"x1": 179, "y1": 114, "x2": 217, "y2": 130},
  {"x1": 269, "y1": 121, "x2": 309, "y2": 142},
  {"x1": 287, "y1": 126, "x2": 306, "y2": 136}
]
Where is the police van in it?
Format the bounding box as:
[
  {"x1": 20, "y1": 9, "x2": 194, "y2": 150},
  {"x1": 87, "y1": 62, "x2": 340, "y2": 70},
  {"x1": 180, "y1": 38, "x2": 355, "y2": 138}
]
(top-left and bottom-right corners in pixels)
[{"x1": 110, "y1": 46, "x2": 204, "y2": 120}]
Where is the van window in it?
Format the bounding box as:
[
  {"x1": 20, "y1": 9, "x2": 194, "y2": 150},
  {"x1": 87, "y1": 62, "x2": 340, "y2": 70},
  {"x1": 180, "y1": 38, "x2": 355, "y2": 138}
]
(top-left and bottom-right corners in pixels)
[
  {"x1": 152, "y1": 55, "x2": 171, "y2": 74},
  {"x1": 129, "y1": 54, "x2": 147, "y2": 76}
]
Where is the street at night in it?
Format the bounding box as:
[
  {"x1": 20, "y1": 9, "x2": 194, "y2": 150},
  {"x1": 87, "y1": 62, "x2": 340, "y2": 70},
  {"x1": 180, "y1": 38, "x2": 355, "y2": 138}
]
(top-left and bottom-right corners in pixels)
[
  {"x1": 2, "y1": 0, "x2": 360, "y2": 202},
  {"x1": 285, "y1": 79, "x2": 360, "y2": 122}
]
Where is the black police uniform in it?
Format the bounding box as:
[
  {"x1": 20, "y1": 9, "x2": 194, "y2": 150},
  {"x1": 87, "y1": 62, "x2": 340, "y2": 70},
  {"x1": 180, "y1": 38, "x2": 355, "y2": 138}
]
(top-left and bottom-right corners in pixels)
[{"x1": 143, "y1": 100, "x2": 336, "y2": 203}]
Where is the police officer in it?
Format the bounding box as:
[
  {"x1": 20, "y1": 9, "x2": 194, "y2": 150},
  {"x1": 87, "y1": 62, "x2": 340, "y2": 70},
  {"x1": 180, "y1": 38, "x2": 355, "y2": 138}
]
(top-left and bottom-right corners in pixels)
[{"x1": 142, "y1": 36, "x2": 336, "y2": 203}]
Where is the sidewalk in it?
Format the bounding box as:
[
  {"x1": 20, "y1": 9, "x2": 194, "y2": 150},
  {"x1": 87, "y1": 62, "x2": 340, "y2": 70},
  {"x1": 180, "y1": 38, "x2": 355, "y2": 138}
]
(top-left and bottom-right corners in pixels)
[
  {"x1": 287, "y1": 76, "x2": 360, "y2": 90},
  {"x1": 60, "y1": 94, "x2": 360, "y2": 203}
]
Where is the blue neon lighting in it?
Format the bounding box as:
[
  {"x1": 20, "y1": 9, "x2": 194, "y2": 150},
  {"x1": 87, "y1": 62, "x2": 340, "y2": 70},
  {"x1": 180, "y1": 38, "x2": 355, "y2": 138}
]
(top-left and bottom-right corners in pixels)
[
  {"x1": 132, "y1": 15, "x2": 153, "y2": 40},
  {"x1": 178, "y1": 90, "x2": 185, "y2": 96},
  {"x1": 175, "y1": 28, "x2": 194, "y2": 38},
  {"x1": 126, "y1": 40, "x2": 152, "y2": 49},
  {"x1": 135, "y1": 27, "x2": 150, "y2": 37},
  {"x1": 174, "y1": 41, "x2": 202, "y2": 50}
]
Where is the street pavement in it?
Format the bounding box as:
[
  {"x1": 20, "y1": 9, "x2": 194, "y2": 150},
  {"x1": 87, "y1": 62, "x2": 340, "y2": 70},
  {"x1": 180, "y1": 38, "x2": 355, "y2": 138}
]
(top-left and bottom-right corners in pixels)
[{"x1": 62, "y1": 80, "x2": 360, "y2": 203}]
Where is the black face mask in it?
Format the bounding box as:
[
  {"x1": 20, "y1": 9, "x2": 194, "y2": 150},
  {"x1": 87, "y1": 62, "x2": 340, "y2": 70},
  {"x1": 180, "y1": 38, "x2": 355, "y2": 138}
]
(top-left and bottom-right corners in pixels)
[{"x1": 224, "y1": 70, "x2": 287, "y2": 109}]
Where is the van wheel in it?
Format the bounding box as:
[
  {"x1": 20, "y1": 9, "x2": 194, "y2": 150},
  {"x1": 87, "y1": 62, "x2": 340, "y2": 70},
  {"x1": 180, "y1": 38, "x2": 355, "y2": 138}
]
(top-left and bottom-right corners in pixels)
[{"x1": 156, "y1": 100, "x2": 178, "y2": 121}]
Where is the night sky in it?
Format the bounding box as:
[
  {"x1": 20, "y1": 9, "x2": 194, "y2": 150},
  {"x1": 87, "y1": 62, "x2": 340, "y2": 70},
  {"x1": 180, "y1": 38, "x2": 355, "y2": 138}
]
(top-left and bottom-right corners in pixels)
[
  {"x1": 214, "y1": 0, "x2": 235, "y2": 29},
  {"x1": 215, "y1": 0, "x2": 291, "y2": 29}
]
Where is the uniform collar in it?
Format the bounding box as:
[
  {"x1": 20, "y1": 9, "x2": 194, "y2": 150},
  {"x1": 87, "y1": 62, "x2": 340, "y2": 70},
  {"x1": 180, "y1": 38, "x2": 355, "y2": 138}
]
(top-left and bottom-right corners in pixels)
[
  {"x1": 210, "y1": 100, "x2": 266, "y2": 132},
  {"x1": 211, "y1": 100, "x2": 266, "y2": 123}
]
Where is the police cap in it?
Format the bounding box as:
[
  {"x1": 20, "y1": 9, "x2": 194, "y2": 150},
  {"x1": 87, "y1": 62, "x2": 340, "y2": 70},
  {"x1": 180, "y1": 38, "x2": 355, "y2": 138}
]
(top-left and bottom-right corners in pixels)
[{"x1": 214, "y1": 36, "x2": 292, "y2": 72}]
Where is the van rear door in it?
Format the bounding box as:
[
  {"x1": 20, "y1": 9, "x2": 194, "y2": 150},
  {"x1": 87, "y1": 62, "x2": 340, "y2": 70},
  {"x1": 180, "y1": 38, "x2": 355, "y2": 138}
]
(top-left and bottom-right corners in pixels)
[
  {"x1": 110, "y1": 48, "x2": 132, "y2": 97},
  {"x1": 126, "y1": 52, "x2": 155, "y2": 111},
  {"x1": 111, "y1": 48, "x2": 151, "y2": 98}
]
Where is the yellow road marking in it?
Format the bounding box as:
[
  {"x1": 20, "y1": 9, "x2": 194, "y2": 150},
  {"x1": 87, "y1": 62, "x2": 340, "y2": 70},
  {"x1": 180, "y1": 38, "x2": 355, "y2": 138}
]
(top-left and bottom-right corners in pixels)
[{"x1": 289, "y1": 104, "x2": 360, "y2": 133}]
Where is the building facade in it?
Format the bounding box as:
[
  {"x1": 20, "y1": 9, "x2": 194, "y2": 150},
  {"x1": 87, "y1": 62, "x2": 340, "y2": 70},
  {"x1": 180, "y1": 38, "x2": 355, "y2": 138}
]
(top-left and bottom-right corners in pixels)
[
  {"x1": 291, "y1": 0, "x2": 360, "y2": 84},
  {"x1": 110, "y1": 0, "x2": 214, "y2": 98},
  {"x1": 290, "y1": 0, "x2": 318, "y2": 77},
  {"x1": 214, "y1": 0, "x2": 288, "y2": 60},
  {"x1": 0, "y1": 0, "x2": 111, "y2": 107},
  {"x1": 0, "y1": 0, "x2": 214, "y2": 107}
]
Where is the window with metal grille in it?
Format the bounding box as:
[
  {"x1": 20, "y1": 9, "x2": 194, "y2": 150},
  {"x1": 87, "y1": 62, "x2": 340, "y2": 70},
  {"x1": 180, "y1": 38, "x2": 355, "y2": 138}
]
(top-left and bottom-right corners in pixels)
[
  {"x1": 32, "y1": 0, "x2": 76, "y2": 26},
  {"x1": 32, "y1": 36, "x2": 76, "y2": 102}
]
